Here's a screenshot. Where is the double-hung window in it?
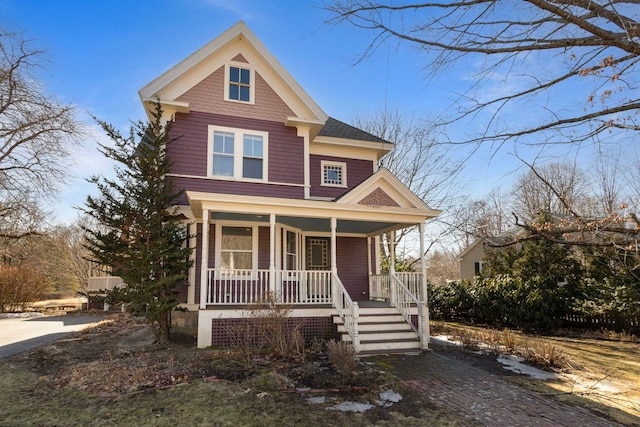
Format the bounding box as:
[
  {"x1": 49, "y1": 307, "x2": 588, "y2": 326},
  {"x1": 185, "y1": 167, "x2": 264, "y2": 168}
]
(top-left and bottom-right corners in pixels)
[
  {"x1": 212, "y1": 131, "x2": 234, "y2": 176},
  {"x1": 285, "y1": 230, "x2": 298, "y2": 271},
  {"x1": 208, "y1": 125, "x2": 268, "y2": 181},
  {"x1": 219, "y1": 226, "x2": 255, "y2": 270},
  {"x1": 225, "y1": 64, "x2": 254, "y2": 104},
  {"x1": 243, "y1": 134, "x2": 263, "y2": 179}
]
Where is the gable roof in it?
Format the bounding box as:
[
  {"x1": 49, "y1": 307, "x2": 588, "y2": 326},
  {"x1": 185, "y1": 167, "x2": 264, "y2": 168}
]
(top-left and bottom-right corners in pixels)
[
  {"x1": 138, "y1": 21, "x2": 327, "y2": 122},
  {"x1": 318, "y1": 117, "x2": 391, "y2": 144},
  {"x1": 337, "y1": 168, "x2": 439, "y2": 216}
]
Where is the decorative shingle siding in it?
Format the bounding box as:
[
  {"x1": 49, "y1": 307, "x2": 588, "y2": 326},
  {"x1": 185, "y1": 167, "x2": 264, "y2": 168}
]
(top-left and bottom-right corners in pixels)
[
  {"x1": 309, "y1": 154, "x2": 374, "y2": 199},
  {"x1": 337, "y1": 237, "x2": 369, "y2": 300},
  {"x1": 168, "y1": 110, "x2": 305, "y2": 202},
  {"x1": 177, "y1": 66, "x2": 295, "y2": 123}
]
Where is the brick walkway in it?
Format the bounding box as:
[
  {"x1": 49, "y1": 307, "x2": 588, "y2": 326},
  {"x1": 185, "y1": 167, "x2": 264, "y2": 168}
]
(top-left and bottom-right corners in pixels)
[{"x1": 377, "y1": 349, "x2": 623, "y2": 427}]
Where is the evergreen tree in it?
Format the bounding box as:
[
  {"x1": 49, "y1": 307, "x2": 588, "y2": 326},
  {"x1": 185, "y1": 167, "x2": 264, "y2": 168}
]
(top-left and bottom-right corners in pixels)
[{"x1": 82, "y1": 103, "x2": 192, "y2": 344}]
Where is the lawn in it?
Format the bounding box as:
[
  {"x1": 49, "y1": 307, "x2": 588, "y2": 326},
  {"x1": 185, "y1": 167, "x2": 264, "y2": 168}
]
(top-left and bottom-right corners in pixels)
[{"x1": 0, "y1": 315, "x2": 472, "y2": 427}]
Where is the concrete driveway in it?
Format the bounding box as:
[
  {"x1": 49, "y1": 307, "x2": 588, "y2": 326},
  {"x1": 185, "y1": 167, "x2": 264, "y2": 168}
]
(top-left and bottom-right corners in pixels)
[{"x1": 0, "y1": 314, "x2": 104, "y2": 358}]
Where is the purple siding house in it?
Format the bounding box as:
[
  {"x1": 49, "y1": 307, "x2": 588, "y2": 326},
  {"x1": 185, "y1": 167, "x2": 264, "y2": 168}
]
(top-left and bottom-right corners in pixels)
[{"x1": 134, "y1": 22, "x2": 440, "y2": 353}]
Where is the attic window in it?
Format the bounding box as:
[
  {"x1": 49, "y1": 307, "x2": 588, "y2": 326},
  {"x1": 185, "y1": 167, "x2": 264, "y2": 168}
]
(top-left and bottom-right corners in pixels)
[
  {"x1": 321, "y1": 160, "x2": 347, "y2": 188},
  {"x1": 225, "y1": 64, "x2": 254, "y2": 103}
]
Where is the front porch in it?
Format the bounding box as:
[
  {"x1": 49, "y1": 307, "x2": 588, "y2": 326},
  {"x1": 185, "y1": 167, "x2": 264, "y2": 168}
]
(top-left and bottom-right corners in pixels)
[{"x1": 199, "y1": 268, "x2": 430, "y2": 353}]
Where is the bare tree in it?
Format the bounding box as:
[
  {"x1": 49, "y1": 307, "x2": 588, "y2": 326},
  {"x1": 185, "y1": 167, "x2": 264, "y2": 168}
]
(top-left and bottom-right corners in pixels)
[
  {"x1": 0, "y1": 29, "x2": 83, "y2": 238},
  {"x1": 327, "y1": 1, "x2": 640, "y2": 147},
  {"x1": 352, "y1": 108, "x2": 462, "y2": 258},
  {"x1": 512, "y1": 161, "x2": 587, "y2": 219},
  {"x1": 591, "y1": 147, "x2": 624, "y2": 215},
  {"x1": 426, "y1": 249, "x2": 459, "y2": 285}
]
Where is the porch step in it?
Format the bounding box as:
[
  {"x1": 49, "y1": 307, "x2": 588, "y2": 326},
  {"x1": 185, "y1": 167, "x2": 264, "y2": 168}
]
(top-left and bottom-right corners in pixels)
[{"x1": 332, "y1": 307, "x2": 422, "y2": 355}]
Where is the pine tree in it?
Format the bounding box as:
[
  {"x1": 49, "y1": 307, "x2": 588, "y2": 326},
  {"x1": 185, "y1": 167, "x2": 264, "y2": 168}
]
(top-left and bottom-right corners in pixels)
[{"x1": 83, "y1": 103, "x2": 192, "y2": 344}]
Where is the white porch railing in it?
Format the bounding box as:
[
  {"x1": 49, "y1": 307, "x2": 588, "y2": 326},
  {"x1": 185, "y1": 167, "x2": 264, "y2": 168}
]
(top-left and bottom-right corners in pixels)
[
  {"x1": 331, "y1": 272, "x2": 360, "y2": 352},
  {"x1": 369, "y1": 273, "x2": 423, "y2": 301},
  {"x1": 87, "y1": 276, "x2": 124, "y2": 292},
  {"x1": 206, "y1": 269, "x2": 333, "y2": 305},
  {"x1": 389, "y1": 274, "x2": 429, "y2": 349}
]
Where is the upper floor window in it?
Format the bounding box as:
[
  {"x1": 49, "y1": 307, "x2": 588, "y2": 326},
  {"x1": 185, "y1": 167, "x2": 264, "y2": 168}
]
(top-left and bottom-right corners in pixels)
[
  {"x1": 225, "y1": 64, "x2": 254, "y2": 104},
  {"x1": 321, "y1": 160, "x2": 347, "y2": 187},
  {"x1": 209, "y1": 125, "x2": 268, "y2": 181}
]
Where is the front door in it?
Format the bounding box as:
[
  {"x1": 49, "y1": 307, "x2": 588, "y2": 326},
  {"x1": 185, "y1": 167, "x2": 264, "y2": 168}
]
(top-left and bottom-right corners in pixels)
[{"x1": 306, "y1": 237, "x2": 330, "y2": 270}]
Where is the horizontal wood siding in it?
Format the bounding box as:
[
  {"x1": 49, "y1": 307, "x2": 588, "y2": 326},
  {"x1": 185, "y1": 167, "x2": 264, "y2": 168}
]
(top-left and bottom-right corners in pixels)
[
  {"x1": 309, "y1": 154, "x2": 374, "y2": 199},
  {"x1": 171, "y1": 176, "x2": 304, "y2": 205},
  {"x1": 258, "y1": 226, "x2": 270, "y2": 270},
  {"x1": 168, "y1": 111, "x2": 305, "y2": 199},
  {"x1": 337, "y1": 236, "x2": 369, "y2": 301}
]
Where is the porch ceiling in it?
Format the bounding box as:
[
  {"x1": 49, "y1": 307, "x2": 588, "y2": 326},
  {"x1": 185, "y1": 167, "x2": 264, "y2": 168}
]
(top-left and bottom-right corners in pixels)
[{"x1": 209, "y1": 212, "x2": 402, "y2": 235}]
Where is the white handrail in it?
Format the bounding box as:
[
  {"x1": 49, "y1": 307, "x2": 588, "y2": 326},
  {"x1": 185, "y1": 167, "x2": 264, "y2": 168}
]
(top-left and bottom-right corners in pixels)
[
  {"x1": 369, "y1": 273, "x2": 422, "y2": 301},
  {"x1": 390, "y1": 273, "x2": 429, "y2": 349},
  {"x1": 331, "y1": 272, "x2": 359, "y2": 353},
  {"x1": 206, "y1": 269, "x2": 333, "y2": 305},
  {"x1": 87, "y1": 276, "x2": 124, "y2": 292}
]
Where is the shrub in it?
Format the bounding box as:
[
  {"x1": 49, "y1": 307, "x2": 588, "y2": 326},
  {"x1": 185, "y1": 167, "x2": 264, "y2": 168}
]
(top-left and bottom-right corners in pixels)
[
  {"x1": 240, "y1": 293, "x2": 305, "y2": 359},
  {"x1": 0, "y1": 265, "x2": 48, "y2": 312},
  {"x1": 522, "y1": 341, "x2": 570, "y2": 370},
  {"x1": 326, "y1": 339, "x2": 357, "y2": 374}
]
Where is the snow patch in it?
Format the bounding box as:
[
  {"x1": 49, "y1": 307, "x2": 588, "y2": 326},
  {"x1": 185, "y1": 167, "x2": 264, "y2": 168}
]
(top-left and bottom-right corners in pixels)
[
  {"x1": 317, "y1": 389, "x2": 404, "y2": 412},
  {"x1": 430, "y1": 334, "x2": 462, "y2": 347},
  {"x1": 497, "y1": 355, "x2": 560, "y2": 380},
  {"x1": 0, "y1": 312, "x2": 45, "y2": 318},
  {"x1": 328, "y1": 401, "x2": 374, "y2": 412},
  {"x1": 564, "y1": 374, "x2": 623, "y2": 394},
  {"x1": 379, "y1": 389, "x2": 402, "y2": 403}
]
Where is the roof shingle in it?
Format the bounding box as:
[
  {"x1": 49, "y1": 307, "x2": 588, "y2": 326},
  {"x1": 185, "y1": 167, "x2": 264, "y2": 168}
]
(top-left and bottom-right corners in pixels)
[{"x1": 318, "y1": 117, "x2": 392, "y2": 144}]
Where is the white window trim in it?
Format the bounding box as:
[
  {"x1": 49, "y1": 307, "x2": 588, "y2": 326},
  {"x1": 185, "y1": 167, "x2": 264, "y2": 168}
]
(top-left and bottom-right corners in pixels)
[
  {"x1": 208, "y1": 125, "x2": 269, "y2": 182},
  {"x1": 224, "y1": 62, "x2": 255, "y2": 105},
  {"x1": 214, "y1": 222, "x2": 259, "y2": 271},
  {"x1": 320, "y1": 160, "x2": 347, "y2": 188}
]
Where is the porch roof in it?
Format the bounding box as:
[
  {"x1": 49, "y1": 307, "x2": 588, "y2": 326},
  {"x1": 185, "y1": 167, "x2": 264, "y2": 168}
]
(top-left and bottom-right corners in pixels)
[{"x1": 186, "y1": 191, "x2": 440, "y2": 236}]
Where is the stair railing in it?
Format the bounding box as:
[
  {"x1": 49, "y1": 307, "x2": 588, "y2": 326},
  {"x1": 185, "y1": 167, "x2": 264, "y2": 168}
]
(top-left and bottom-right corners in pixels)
[
  {"x1": 331, "y1": 272, "x2": 359, "y2": 353},
  {"x1": 390, "y1": 274, "x2": 430, "y2": 349}
]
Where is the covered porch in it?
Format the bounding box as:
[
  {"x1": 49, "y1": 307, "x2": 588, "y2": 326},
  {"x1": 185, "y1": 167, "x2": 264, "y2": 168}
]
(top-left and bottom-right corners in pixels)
[{"x1": 188, "y1": 179, "x2": 440, "y2": 351}]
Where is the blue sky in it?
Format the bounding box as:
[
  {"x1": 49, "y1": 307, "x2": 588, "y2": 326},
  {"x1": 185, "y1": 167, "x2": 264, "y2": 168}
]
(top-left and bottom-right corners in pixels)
[{"x1": 1, "y1": 0, "x2": 582, "y2": 225}]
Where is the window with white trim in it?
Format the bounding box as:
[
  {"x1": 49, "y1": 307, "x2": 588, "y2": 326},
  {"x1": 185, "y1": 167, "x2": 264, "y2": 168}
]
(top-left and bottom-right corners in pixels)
[
  {"x1": 321, "y1": 160, "x2": 347, "y2": 187},
  {"x1": 285, "y1": 230, "x2": 298, "y2": 271},
  {"x1": 220, "y1": 226, "x2": 254, "y2": 270},
  {"x1": 225, "y1": 64, "x2": 254, "y2": 103},
  {"x1": 208, "y1": 125, "x2": 268, "y2": 181}
]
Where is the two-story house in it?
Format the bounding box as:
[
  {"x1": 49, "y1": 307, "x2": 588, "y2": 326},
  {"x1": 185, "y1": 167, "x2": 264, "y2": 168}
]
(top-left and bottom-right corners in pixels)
[{"x1": 125, "y1": 22, "x2": 440, "y2": 353}]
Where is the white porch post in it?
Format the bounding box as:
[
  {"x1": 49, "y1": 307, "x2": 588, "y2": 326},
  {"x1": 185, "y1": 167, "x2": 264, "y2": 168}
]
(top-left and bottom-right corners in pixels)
[
  {"x1": 389, "y1": 230, "x2": 396, "y2": 306},
  {"x1": 367, "y1": 236, "x2": 372, "y2": 298},
  {"x1": 330, "y1": 217, "x2": 337, "y2": 274},
  {"x1": 269, "y1": 213, "x2": 276, "y2": 297},
  {"x1": 367, "y1": 236, "x2": 372, "y2": 277},
  {"x1": 197, "y1": 209, "x2": 212, "y2": 349},
  {"x1": 199, "y1": 210, "x2": 210, "y2": 309},
  {"x1": 419, "y1": 222, "x2": 430, "y2": 349}
]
